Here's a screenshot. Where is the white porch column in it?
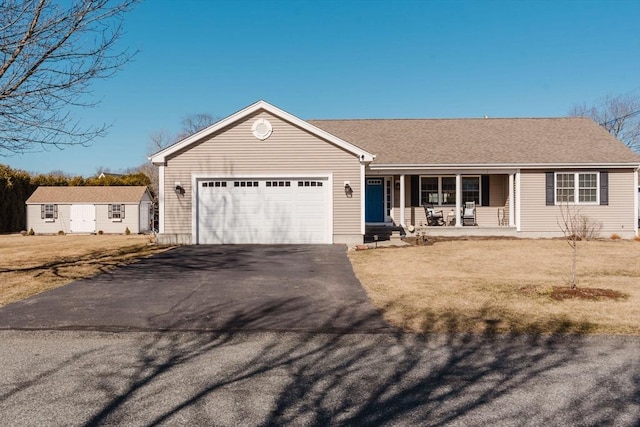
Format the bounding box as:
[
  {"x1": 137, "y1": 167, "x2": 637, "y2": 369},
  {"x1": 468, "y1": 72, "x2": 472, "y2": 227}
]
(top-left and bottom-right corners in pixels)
[
  {"x1": 399, "y1": 174, "x2": 406, "y2": 226},
  {"x1": 508, "y1": 173, "x2": 515, "y2": 227},
  {"x1": 455, "y1": 174, "x2": 462, "y2": 227},
  {"x1": 158, "y1": 164, "x2": 165, "y2": 234},
  {"x1": 515, "y1": 170, "x2": 521, "y2": 231}
]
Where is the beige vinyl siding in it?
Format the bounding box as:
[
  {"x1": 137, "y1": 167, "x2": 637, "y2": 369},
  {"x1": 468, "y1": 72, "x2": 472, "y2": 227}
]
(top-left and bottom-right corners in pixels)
[
  {"x1": 163, "y1": 111, "x2": 361, "y2": 238},
  {"x1": 26, "y1": 203, "x2": 146, "y2": 234},
  {"x1": 26, "y1": 204, "x2": 71, "y2": 234},
  {"x1": 95, "y1": 204, "x2": 141, "y2": 234},
  {"x1": 489, "y1": 175, "x2": 508, "y2": 207},
  {"x1": 519, "y1": 169, "x2": 637, "y2": 237}
]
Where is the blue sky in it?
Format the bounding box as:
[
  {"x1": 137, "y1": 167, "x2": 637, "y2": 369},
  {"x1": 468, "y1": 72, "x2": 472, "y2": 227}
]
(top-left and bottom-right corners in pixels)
[{"x1": 5, "y1": 0, "x2": 640, "y2": 176}]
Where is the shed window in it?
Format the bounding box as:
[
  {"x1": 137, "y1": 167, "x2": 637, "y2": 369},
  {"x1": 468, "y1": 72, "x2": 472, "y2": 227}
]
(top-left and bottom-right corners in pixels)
[
  {"x1": 109, "y1": 204, "x2": 125, "y2": 219},
  {"x1": 41, "y1": 204, "x2": 57, "y2": 219}
]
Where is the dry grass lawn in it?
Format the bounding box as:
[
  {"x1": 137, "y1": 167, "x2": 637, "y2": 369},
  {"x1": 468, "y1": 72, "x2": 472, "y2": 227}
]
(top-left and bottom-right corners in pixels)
[
  {"x1": 349, "y1": 239, "x2": 640, "y2": 335},
  {"x1": 0, "y1": 234, "x2": 171, "y2": 307}
]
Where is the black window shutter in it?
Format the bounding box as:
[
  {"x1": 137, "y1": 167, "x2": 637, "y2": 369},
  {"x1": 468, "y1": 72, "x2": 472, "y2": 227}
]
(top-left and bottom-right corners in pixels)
[
  {"x1": 122, "y1": 205, "x2": 125, "y2": 219},
  {"x1": 545, "y1": 172, "x2": 554, "y2": 206},
  {"x1": 41, "y1": 205, "x2": 45, "y2": 219},
  {"x1": 600, "y1": 171, "x2": 608, "y2": 205},
  {"x1": 108, "y1": 204, "x2": 113, "y2": 219},
  {"x1": 410, "y1": 175, "x2": 420, "y2": 206},
  {"x1": 481, "y1": 175, "x2": 490, "y2": 206},
  {"x1": 54, "y1": 205, "x2": 58, "y2": 219}
]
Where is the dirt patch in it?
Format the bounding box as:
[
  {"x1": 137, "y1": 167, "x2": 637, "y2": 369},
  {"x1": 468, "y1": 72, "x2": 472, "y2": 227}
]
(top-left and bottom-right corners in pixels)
[
  {"x1": 519, "y1": 285, "x2": 628, "y2": 301},
  {"x1": 549, "y1": 286, "x2": 627, "y2": 301}
]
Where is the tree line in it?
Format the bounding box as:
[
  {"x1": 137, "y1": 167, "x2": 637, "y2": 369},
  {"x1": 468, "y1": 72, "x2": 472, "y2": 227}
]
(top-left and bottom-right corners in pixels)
[{"x1": 0, "y1": 164, "x2": 151, "y2": 233}]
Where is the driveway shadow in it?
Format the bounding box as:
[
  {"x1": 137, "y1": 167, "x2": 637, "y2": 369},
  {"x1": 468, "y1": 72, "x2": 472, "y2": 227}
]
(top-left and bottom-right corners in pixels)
[{"x1": 0, "y1": 245, "x2": 392, "y2": 333}]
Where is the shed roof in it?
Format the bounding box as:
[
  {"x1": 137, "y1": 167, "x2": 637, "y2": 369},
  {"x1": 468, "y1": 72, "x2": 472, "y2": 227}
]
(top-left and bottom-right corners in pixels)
[
  {"x1": 308, "y1": 117, "x2": 640, "y2": 166},
  {"x1": 26, "y1": 186, "x2": 150, "y2": 204}
]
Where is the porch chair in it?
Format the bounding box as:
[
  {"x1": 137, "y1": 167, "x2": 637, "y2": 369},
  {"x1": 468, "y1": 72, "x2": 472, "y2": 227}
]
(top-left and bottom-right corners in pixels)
[
  {"x1": 462, "y1": 201, "x2": 476, "y2": 226},
  {"x1": 423, "y1": 203, "x2": 445, "y2": 226}
]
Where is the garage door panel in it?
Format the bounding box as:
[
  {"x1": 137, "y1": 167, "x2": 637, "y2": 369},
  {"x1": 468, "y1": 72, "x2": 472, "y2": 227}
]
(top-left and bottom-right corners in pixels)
[{"x1": 198, "y1": 178, "x2": 329, "y2": 244}]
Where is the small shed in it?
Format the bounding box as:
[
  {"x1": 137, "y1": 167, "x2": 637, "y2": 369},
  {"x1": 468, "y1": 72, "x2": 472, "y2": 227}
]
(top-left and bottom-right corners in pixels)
[{"x1": 25, "y1": 186, "x2": 154, "y2": 234}]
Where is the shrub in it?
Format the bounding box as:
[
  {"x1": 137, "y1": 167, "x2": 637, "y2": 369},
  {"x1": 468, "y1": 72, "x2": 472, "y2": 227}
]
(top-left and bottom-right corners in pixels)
[
  {"x1": 634, "y1": 235, "x2": 640, "y2": 242},
  {"x1": 610, "y1": 233, "x2": 621, "y2": 240},
  {"x1": 125, "y1": 227, "x2": 131, "y2": 235},
  {"x1": 57, "y1": 230, "x2": 65, "y2": 235},
  {"x1": 98, "y1": 230, "x2": 104, "y2": 235},
  {"x1": 27, "y1": 228, "x2": 35, "y2": 236}
]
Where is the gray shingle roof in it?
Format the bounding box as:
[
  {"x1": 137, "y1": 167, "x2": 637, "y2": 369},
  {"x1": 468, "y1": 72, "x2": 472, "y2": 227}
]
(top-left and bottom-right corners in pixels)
[
  {"x1": 26, "y1": 186, "x2": 150, "y2": 204},
  {"x1": 308, "y1": 117, "x2": 640, "y2": 166}
]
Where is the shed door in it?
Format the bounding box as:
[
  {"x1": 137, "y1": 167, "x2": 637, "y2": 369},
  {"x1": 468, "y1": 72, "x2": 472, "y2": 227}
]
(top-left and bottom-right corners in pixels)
[
  {"x1": 70, "y1": 205, "x2": 96, "y2": 233},
  {"x1": 197, "y1": 178, "x2": 330, "y2": 244}
]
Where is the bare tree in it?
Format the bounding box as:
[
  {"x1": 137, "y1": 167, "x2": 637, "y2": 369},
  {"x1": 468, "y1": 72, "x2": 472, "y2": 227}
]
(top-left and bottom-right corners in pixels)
[
  {"x1": 0, "y1": 0, "x2": 140, "y2": 155},
  {"x1": 556, "y1": 203, "x2": 602, "y2": 289},
  {"x1": 569, "y1": 93, "x2": 640, "y2": 152},
  {"x1": 178, "y1": 113, "x2": 218, "y2": 140},
  {"x1": 143, "y1": 113, "x2": 219, "y2": 199}
]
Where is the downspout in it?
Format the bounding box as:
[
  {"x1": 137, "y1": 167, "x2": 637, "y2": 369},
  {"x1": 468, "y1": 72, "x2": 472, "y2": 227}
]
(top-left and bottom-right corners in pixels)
[
  {"x1": 634, "y1": 168, "x2": 639, "y2": 237},
  {"x1": 158, "y1": 164, "x2": 165, "y2": 234},
  {"x1": 515, "y1": 170, "x2": 521, "y2": 232},
  {"x1": 360, "y1": 161, "x2": 366, "y2": 235}
]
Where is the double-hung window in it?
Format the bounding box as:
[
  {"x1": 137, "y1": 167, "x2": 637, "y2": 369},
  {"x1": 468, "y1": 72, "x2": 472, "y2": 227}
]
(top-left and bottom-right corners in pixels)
[
  {"x1": 461, "y1": 177, "x2": 480, "y2": 204},
  {"x1": 108, "y1": 204, "x2": 125, "y2": 220},
  {"x1": 555, "y1": 172, "x2": 598, "y2": 204},
  {"x1": 420, "y1": 176, "x2": 479, "y2": 206},
  {"x1": 41, "y1": 204, "x2": 57, "y2": 221}
]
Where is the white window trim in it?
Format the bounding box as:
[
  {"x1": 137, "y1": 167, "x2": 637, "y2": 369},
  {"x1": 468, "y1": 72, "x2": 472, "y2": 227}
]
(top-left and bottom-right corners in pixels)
[
  {"x1": 419, "y1": 175, "x2": 482, "y2": 206},
  {"x1": 554, "y1": 171, "x2": 600, "y2": 205}
]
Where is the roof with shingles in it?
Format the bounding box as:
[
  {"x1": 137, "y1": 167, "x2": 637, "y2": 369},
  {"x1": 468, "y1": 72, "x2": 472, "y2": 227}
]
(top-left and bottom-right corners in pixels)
[
  {"x1": 26, "y1": 186, "x2": 150, "y2": 204},
  {"x1": 308, "y1": 117, "x2": 640, "y2": 166}
]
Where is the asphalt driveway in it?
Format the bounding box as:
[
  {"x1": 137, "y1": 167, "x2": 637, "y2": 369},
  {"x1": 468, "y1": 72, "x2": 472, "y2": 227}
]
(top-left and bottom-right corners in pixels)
[{"x1": 0, "y1": 245, "x2": 391, "y2": 333}]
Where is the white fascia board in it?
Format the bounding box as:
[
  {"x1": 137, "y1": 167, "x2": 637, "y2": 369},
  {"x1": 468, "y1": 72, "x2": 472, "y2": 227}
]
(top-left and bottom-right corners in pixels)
[
  {"x1": 368, "y1": 162, "x2": 640, "y2": 171},
  {"x1": 149, "y1": 100, "x2": 375, "y2": 164}
]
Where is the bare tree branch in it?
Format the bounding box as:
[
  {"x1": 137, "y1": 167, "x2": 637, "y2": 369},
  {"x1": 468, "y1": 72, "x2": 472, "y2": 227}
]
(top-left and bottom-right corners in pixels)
[
  {"x1": 569, "y1": 92, "x2": 640, "y2": 152},
  {"x1": 0, "y1": 0, "x2": 140, "y2": 155}
]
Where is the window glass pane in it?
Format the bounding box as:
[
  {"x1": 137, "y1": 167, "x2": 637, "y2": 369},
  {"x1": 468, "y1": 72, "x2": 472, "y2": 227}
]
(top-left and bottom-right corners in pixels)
[
  {"x1": 578, "y1": 173, "x2": 597, "y2": 202},
  {"x1": 441, "y1": 177, "x2": 456, "y2": 205},
  {"x1": 461, "y1": 177, "x2": 479, "y2": 204},
  {"x1": 420, "y1": 177, "x2": 439, "y2": 204},
  {"x1": 556, "y1": 173, "x2": 575, "y2": 203},
  {"x1": 44, "y1": 204, "x2": 55, "y2": 219}
]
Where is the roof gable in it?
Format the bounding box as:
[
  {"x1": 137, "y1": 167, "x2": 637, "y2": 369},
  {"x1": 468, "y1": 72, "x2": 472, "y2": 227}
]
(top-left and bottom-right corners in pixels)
[
  {"x1": 26, "y1": 186, "x2": 151, "y2": 204},
  {"x1": 309, "y1": 117, "x2": 640, "y2": 167},
  {"x1": 150, "y1": 100, "x2": 375, "y2": 164}
]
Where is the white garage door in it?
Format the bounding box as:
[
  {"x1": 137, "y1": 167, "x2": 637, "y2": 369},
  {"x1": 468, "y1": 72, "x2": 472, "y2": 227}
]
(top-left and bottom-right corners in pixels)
[{"x1": 197, "y1": 178, "x2": 330, "y2": 244}]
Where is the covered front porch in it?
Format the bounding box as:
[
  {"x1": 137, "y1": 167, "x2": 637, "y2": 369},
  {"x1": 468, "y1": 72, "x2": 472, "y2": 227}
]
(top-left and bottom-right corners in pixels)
[{"x1": 364, "y1": 169, "x2": 520, "y2": 237}]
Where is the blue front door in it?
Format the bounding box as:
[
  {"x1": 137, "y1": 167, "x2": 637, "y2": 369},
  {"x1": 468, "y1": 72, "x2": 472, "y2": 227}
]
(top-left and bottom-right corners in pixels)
[{"x1": 365, "y1": 178, "x2": 385, "y2": 222}]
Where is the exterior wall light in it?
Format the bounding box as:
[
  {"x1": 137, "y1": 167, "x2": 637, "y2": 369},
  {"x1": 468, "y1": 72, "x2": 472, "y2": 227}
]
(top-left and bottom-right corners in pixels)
[{"x1": 344, "y1": 181, "x2": 353, "y2": 197}]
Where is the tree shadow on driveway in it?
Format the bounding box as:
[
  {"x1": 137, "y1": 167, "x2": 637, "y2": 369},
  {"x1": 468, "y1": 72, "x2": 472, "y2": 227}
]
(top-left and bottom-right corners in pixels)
[{"x1": 1, "y1": 303, "x2": 637, "y2": 426}]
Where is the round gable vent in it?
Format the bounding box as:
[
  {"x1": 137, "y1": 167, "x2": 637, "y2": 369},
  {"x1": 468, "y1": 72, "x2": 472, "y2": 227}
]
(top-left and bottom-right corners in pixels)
[{"x1": 252, "y1": 118, "x2": 273, "y2": 140}]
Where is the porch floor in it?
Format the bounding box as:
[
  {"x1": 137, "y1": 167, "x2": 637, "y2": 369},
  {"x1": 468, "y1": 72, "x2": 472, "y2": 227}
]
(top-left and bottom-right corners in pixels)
[
  {"x1": 411, "y1": 225, "x2": 518, "y2": 238},
  {"x1": 365, "y1": 224, "x2": 518, "y2": 242}
]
